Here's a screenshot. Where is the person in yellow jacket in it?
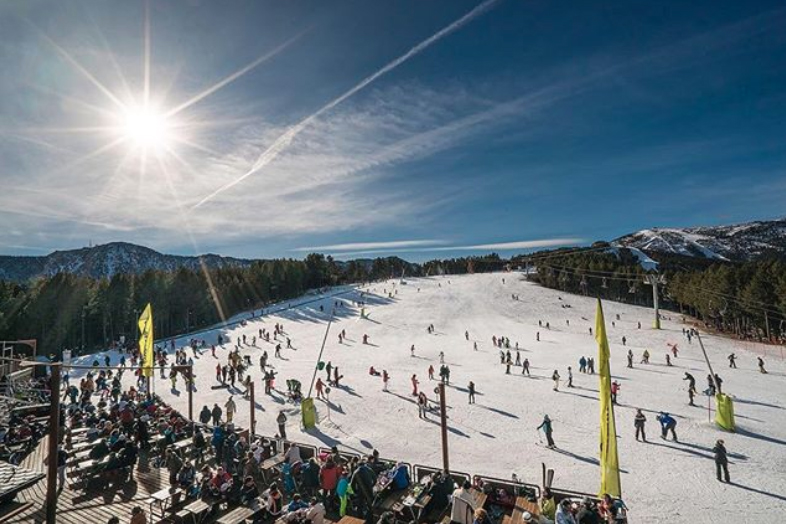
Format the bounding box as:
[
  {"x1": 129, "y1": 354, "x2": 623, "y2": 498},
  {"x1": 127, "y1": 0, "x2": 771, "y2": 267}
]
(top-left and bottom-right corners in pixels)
[
  {"x1": 225, "y1": 396, "x2": 237, "y2": 423},
  {"x1": 540, "y1": 488, "x2": 556, "y2": 521}
]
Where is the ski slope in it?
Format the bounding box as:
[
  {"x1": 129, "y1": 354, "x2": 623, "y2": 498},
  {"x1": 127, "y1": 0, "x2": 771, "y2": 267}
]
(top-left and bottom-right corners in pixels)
[{"x1": 82, "y1": 273, "x2": 786, "y2": 522}]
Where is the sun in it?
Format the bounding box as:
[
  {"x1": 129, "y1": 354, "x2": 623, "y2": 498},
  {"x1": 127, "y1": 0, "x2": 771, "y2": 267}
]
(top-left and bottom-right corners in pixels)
[{"x1": 119, "y1": 104, "x2": 172, "y2": 150}]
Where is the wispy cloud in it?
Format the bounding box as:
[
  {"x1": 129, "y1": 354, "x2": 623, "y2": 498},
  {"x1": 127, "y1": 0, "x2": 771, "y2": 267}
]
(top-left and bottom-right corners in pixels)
[
  {"x1": 318, "y1": 238, "x2": 584, "y2": 257},
  {"x1": 191, "y1": 0, "x2": 501, "y2": 208},
  {"x1": 294, "y1": 239, "x2": 448, "y2": 252}
]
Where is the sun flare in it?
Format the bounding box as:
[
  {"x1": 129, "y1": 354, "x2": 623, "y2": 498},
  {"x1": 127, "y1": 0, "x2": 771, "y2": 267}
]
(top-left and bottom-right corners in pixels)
[{"x1": 119, "y1": 104, "x2": 172, "y2": 150}]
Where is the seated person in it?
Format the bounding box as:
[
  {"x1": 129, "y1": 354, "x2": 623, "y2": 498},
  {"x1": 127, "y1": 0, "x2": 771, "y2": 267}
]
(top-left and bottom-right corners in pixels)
[
  {"x1": 281, "y1": 493, "x2": 309, "y2": 522},
  {"x1": 369, "y1": 366, "x2": 380, "y2": 376},
  {"x1": 89, "y1": 439, "x2": 111, "y2": 461},
  {"x1": 178, "y1": 462, "x2": 197, "y2": 490},
  {"x1": 266, "y1": 482, "x2": 284, "y2": 517},
  {"x1": 210, "y1": 466, "x2": 233, "y2": 497},
  {"x1": 241, "y1": 475, "x2": 259, "y2": 505},
  {"x1": 305, "y1": 497, "x2": 326, "y2": 524}
]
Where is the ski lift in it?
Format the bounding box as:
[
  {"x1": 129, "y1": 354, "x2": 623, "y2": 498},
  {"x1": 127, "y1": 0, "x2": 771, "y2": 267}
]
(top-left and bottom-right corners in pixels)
[{"x1": 602, "y1": 277, "x2": 608, "y2": 289}]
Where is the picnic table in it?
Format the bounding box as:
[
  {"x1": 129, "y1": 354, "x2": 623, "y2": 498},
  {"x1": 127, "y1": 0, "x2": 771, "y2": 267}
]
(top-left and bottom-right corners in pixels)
[
  {"x1": 337, "y1": 517, "x2": 365, "y2": 524},
  {"x1": 259, "y1": 452, "x2": 286, "y2": 483},
  {"x1": 469, "y1": 488, "x2": 487, "y2": 510},
  {"x1": 503, "y1": 496, "x2": 540, "y2": 524},
  {"x1": 174, "y1": 499, "x2": 213, "y2": 524},
  {"x1": 149, "y1": 487, "x2": 183, "y2": 521},
  {"x1": 396, "y1": 480, "x2": 432, "y2": 523},
  {"x1": 215, "y1": 501, "x2": 262, "y2": 524}
]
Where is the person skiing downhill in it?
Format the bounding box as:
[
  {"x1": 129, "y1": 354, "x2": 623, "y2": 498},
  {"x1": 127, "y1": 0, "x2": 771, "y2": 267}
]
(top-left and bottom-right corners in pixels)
[{"x1": 537, "y1": 415, "x2": 555, "y2": 448}]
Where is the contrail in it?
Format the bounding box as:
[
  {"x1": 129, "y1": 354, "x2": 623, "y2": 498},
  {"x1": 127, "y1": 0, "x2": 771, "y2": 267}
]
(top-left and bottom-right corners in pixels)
[{"x1": 192, "y1": 0, "x2": 501, "y2": 209}]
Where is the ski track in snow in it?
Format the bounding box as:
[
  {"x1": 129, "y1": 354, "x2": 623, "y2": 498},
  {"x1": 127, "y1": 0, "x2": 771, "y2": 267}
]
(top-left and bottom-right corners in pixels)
[{"x1": 73, "y1": 273, "x2": 786, "y2": 523}]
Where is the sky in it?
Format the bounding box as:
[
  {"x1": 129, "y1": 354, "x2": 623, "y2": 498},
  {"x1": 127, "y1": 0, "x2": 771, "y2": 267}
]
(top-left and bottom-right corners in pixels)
[{"x1": 1, "y1": 0, "x2": 785, "y2": 262}]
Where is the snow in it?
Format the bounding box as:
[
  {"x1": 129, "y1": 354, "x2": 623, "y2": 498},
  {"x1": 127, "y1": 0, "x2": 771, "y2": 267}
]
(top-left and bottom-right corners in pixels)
[
  {"x1": 75, "y1": 273, "x2": 786, "y2": 523},
  {"x1": 606, "y1": 246, "x2": 659, "y2": 271}
]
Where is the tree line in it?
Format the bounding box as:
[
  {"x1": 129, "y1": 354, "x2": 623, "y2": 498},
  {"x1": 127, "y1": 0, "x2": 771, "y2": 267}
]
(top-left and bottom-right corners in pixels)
[
  {"x1": 523, "y1": 247, "x2": 786, "y2": 343},
  {"x1": 0, "y1": 253, "x2": 502, "y2": 358}
]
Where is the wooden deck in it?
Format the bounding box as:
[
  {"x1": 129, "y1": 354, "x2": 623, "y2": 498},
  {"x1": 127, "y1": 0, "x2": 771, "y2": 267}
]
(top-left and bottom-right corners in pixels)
[{"x1": 6, "y1": 435, "x2": 174, "y2": 524}]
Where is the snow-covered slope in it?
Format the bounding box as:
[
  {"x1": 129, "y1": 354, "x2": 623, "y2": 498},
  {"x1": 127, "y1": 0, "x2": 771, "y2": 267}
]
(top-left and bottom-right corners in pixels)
[
  {"x1": 77, "y1": 273, "x2": 786, "y2": 523},
  {"x1": 0, "y1": 242, "x2": 253, "y2": 281},
  {"x1": 614, "y1": 218, "x2": 786, "y2": 261}
]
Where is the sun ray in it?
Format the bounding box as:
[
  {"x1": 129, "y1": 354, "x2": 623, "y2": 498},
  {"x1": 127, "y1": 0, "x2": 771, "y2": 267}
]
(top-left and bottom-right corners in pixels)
[
  {"x1": 170, "y1": 136, "x2": 220, "y2": 156},
  {"x1": 80, "y1": 1, "x2": 134, "y2": 103},
  {"x1": 164, "y1": 30, "x2": 305, "y2": 118},
  {"x1": 26, "y1": 82, "x2": 120, "y2": 120},
  {"x1": 49, "y1": 136, "x2": 128, "y2": 176},
  {"x1": 30, "y1": 23, "x2": 127, "y2": 111},
  {"x1": 143, "y1": 0, "x2": 151, "y2": 107}
]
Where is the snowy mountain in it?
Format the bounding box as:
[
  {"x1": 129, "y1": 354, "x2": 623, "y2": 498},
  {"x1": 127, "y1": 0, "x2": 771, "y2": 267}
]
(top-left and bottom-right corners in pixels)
[
  {"x1": 0, "y1": 242, "x2": 254, "y2": 281},
  {"x1": 613, "y1": 218, "x2": 786, "y2": 262}
]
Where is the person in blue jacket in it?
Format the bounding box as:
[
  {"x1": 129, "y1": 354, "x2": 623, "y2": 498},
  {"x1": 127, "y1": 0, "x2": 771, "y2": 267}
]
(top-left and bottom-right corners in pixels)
[
  {"x1": 391, "y1": 462, "x2": 410, "y2": 489},
  {"x1": 656, "y1": 412, "x2": 678, "y2": 441}
]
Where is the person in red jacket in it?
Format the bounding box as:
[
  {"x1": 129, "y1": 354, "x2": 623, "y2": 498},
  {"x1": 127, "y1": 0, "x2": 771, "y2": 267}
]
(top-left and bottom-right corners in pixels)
[{"x1": 319, "y1": 457, "x2": 341, "y2": 508}]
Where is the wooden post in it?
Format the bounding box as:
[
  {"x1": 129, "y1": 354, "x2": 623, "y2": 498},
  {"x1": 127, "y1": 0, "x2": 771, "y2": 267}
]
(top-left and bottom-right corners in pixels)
[
  {"x1": 249, "y1": 381, "x2": 256, "y2": 436},
  {"x1": 439, "y1": 382, "x2": 449, "y2": 473},
  {"x1": 187, "y1": 364, "x2": 194, "y2": 423},
  {"x1": 46, "y1": 363, "x2": 61, "y2": 524}
]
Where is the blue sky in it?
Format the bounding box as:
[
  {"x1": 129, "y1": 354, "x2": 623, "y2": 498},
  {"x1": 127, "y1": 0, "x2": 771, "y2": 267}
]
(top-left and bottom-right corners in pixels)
[{"x1": 1, "y1": 0, "x2": 785, "y2": 261}]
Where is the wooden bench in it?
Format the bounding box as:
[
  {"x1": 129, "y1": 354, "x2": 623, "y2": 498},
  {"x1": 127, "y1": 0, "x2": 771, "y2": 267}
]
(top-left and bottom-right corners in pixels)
[
  {"x1": 215, "y1": 503, "x2": 262, "y2": 524},
  {"x1": 175, "y1": 499, "x2": 213, "y2": 524}
]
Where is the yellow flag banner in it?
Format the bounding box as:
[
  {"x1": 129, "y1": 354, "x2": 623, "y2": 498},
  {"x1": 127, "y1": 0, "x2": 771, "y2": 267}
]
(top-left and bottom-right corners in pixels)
[
  {"x1": 138, "y1": 304, "x2": 154, "y2": 378},
  {"x1": 595, "y1": 298, "x2": 621, "y2": 498}
]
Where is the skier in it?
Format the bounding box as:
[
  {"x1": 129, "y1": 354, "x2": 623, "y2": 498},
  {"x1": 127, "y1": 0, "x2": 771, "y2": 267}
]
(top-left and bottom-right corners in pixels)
[
  {"x1": 610, "y1": 381, "x2": 620, "y2": 404},
  {"x1": 515, "y1": 351, "x2": 521, "y2": 366},
  {"x1": 411, "y1": 374, "x2": 419, "y2": 396},
  {"x1": 626, "y1": 350, "x2": 633, "y2": 369},
  {"x1": 706, "y1": 374, "x2": 716, "y2": 396},
  {"x1": 465, "y1": 331, "x2": 469, "y2": 341},
  {"x1": 666, "y1": 354, "x2": 672, "y2": 367},
  {"x1": 567, "y1": 367, "x2": 574, "y2": 388},
  {"x1": 522, "y1": 358, "x2": 530, "y2": 376},
  {"x1": 641, "y1": 350, "x2": 650, "y2": 364},
  {"x1": 363, "y1": 334, "x2": 369, "y2": 344},
  {"x1": 468, "y1": 381, "x2": 476, "y2": 404},
  {"x1": 622, "y1": 336, "x2": 627, "y2": 346},
  {"x1": 634, "y1": 409, "x2": 647, "y2": 442},
  {"x1": 758, "y1": 357, "x2": 767, "y2": 374},
  {"x1": 417, "y1": 392, "x2": 428, "y2": 419},
  {"x1": 277, "y1": 411, "x2": 287, "y2": 440},
  {"x1": 579, "y1": 356, "x2": 587, "y2": 373},
  {"x1": 713, "y1": 439, "x2": 731, "y2": 483},
  {"x1": 587, "y1": 357, "x2": 595, "y2": 374},
  {"x1": 728, "y1": 353, "x2": 737, "y2": 368},
  {"x1": 439, "y1": 351, "x2": 445, "y2": 364},
  {"x1": 714, "y1": 374, "x2": 723, "y2": 395},
  {"x1": 382, "y1": 370, "x2": 389, "y2": 392},
  {"x1": 225, "y1": 396, "x2": 237, "y2": 424},
  {"x1": 316, "y1": 378, "x2": 325, "y2": 400},
  {"x1": 275, "y1": 344, "x2": 282, "y2": 359},
  {"x1": 410, "y1": 345, "x2": 415, "y2": 357},
  {"x1": 537, "y1": 415, "x2": 555, "y2": 448},
  {"x1": 536, "y1": 332, "x2": 540, "y2": 342},
  {"x1": 552, "y1": 370, "x2": 560, "y2": 391},
  {"x1": 325, "y1": 361, "x2": 333, "y2": 383},
  {"x1": 473, "y1": 341, "x2": 478, "y2": 351},
  {"x1": 656, "y1": 412, "x2": 678, "y2": 441},
  {"x1": 671, "y1": 345, "x2": 679, "y2": 358},
  {"x1": 428, "y1": 365, "x2": 434, "y2": 380}
]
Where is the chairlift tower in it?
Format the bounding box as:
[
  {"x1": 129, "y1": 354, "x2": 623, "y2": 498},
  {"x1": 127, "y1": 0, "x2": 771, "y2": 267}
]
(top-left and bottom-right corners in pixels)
[{"x1": 643, "y1": 273, "x2": 667, "y2": 329}]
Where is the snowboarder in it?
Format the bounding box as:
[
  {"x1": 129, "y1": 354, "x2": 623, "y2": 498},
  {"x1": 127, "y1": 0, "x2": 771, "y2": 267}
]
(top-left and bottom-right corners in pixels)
[
  {"x1": 552, "y1": 370, "x2": 560, "y2": 391},
  {"x1": 468, "y1": 381, "x2": 476, "y2": 404},
  {"x1": 411, "y1": 374, "x2": 419, "y2": 396},
  {"x1": 713, "y1": 439, "x2": 730, "y2": 483},
  {"x1": 634, "y1": 409, "x2": 647, "y2": 442},
  {"x1": 656, "y1": 412, "x2": 678, "y2": 441},
  {"x1": 522, "y1": 358, "x2": 530, "y2": 376},
  {"x1": 758, "y1": 357, "x2": 767, "y2": 373},
  {"x1": 728, "y1": 353, "x2": 737, "y2": 368},
  {"x1": 537, "y1": 415, "x2": 555, "y2": 448}
]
